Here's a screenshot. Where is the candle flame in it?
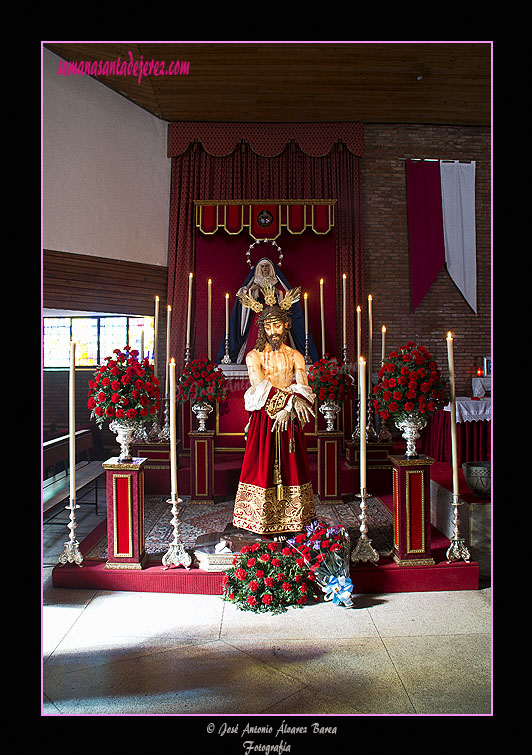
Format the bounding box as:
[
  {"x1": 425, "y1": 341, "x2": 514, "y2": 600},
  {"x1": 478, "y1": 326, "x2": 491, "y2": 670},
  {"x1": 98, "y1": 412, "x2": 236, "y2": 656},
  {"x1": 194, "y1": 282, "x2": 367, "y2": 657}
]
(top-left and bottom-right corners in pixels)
[
  {"x1": 320, "y1": 278, "x2": 324, "y2": 284},
  {"x1": 225, "y1": 292, "x2": 229, "y2": 298},
  {"x1": 356, "y1": 305, "x2": 361, "y2": 312},
  {"x1": 343, "y1": 273, "x2": 346, "y2": 279},
  {"x1": 189, "y1": 272, "x2": 193, "y2": 278},
  {"x1": 304, "y1": 292, "x2": 308, "y2": 299},
  {"x1": 167, "y1": 305, "x2": 171, "y2": 311},
  {"x1": 208, "y1": 278, "x2": 212, "y2": 284},
  {"x1": 382, "y1": 325, "x2": 386, "y2": 332},
  {"x1": 170, "y1": 358, "x2": 175, "y2": 364},
  {"x1": 155, "y1": 295, "x2": 159, "y2": 301},
  {"x1": 359, "y1": 357, "x2": 366, "y2": 365},
  {"x1": 447, "y1": 331, "x2": 453, "y2": 339},
  {"x1": 368, "y1": 294, "x2": 372, "y2": 301}
]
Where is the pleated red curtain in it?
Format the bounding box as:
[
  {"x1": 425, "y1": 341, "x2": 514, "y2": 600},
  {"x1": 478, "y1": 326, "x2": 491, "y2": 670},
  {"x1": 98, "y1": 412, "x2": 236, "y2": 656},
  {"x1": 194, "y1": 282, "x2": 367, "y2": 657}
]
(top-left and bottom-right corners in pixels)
[{"x1": 167, "y1": 136, "x2": 364, "y2": 371}]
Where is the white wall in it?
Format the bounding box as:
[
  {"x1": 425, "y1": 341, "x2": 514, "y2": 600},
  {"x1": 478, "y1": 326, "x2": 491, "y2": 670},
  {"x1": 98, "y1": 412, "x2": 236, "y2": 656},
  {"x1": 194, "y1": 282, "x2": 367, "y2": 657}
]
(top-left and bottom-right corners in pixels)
[{"x1": 42, "y1": 48, "x2": 171, "y2": 266}]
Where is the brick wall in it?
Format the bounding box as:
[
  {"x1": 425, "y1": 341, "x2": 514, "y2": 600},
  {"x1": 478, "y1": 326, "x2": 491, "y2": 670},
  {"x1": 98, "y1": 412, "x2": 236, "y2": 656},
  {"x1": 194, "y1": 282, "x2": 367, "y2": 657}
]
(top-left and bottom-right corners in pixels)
[{"x1": 362, "y1": 124, "x2": 491, "y2": 395}]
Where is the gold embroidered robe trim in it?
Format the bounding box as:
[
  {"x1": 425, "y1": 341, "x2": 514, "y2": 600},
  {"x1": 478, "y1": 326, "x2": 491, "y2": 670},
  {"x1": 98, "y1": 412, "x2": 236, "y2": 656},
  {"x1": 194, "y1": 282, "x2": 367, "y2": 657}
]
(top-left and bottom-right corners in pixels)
[{"x1": 233, "y1": 481, "x2": 316, "y2": 534}]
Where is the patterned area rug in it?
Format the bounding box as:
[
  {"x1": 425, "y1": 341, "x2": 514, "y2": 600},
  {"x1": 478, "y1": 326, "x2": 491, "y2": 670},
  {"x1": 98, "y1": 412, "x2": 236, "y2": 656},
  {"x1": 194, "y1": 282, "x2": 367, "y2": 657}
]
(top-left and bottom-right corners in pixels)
[{"x1": 85, "y1": 494, "x2": 393, "y2": 561}]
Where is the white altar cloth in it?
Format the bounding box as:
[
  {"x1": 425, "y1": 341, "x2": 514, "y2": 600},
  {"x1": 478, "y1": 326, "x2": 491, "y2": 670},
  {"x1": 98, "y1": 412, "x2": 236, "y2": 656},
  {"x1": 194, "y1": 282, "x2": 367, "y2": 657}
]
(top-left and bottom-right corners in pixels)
[
  {"x1": 444, "y1": 397, "x2": 491, "y2": 423},
  {"x1": 472, "y1": 377, "x2": 491, "y2": 397}
]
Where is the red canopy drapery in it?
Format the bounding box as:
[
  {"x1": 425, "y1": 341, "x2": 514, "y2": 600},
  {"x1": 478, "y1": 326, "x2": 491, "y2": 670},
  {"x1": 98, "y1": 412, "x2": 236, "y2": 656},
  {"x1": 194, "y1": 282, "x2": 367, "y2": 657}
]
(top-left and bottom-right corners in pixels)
[
  {"x1": 195, "y1": 199, "x2": 335, "y2": 240},
  {"x1": 166, "y1": 123, "x2": 364, "y2": 371}
]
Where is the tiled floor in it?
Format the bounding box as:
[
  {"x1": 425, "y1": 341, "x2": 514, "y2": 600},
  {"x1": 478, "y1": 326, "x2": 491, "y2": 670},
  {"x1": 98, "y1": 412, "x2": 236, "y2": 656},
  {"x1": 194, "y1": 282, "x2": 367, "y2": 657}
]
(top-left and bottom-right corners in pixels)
[{"x1": 42, "y1": 489, "x2": 492, "y2": 717}]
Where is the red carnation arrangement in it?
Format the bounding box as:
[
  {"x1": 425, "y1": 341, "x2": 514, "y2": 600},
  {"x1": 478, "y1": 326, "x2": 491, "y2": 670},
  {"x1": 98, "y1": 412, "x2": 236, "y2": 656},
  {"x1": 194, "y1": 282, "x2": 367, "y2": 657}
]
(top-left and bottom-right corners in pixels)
[
  {"x1": 177, "y1": 355, "x2": 227, "y2": 406},
  {"x1": 372, "y1": 342, "x2": 447, "y2": 422},
  {"x1": 88, "y1": 346, "x2": 161, "y2": 428},
  {"x1": 308, "y1": 355, "x2": 354, "y2": 405},
  {"x1": 221, "y1": 540, "x2": 320, "y2": 614}
]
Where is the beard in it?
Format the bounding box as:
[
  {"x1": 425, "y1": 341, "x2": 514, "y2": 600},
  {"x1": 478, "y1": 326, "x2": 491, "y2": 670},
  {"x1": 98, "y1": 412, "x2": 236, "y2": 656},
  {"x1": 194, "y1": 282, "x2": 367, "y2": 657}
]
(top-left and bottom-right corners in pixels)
[{"x1": 267, "y1": 332, "x2": 287, "y2": 351}]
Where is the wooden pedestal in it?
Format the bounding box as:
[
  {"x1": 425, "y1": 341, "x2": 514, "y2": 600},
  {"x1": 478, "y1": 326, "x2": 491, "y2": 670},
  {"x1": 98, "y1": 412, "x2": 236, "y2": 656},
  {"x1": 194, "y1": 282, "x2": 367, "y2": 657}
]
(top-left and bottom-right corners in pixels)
[
  {"x1": 189, "y1": 431, "x2": 215, "y2": 504},
  {"x1": 317, "y1": 431, "x2": 343, "y2": 504},
  {"x1": 103, "y1": 457, "x2": 147, "y2": 570},
  {"x1": 391, "y1": 454, "x2": 435, "y2": 566}
]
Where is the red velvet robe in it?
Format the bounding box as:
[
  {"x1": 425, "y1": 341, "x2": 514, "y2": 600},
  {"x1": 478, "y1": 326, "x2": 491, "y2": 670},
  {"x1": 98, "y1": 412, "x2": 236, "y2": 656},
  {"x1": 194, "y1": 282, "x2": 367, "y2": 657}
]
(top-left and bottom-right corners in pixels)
[{"x1": 232, "y1": 384, "x2": 316, "y2": 535}]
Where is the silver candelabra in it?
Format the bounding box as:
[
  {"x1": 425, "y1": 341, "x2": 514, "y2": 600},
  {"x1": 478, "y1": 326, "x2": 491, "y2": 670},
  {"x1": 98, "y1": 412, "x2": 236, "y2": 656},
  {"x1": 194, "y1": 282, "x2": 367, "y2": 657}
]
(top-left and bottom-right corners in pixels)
[
  {"x1": 446, "y1": 493, "x2": 471, "y2": 563},
  {"x1": 221, "y1": 335, "x2": 231, "y2": 365},
  {"x1": 350, "y1": 488, "x2": 380, "y2": 566},
  {"x1": 58, "y1": 495, "x2": 84, "y2": 567},
  {"x1": 162, "y1": 496, "x2": 192, "y2": 569}
]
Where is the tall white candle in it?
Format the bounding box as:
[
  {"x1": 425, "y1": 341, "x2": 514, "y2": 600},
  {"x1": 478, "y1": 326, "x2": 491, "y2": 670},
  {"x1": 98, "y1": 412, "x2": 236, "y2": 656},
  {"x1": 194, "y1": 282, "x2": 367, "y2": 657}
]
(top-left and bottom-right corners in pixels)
[
  {"x1": 69, "y1": 341, "x2": 76, "y2": 501},
  {"x1": 154, "y1": 295, "x2": 159, "y2": 377},
  {"x1": 169, "y1": 358, "x2": 178, "y2": 501},
  {"x1": 186, "y1": 272, "x2": 193, "y2": 351},
  {"x1": 446, "y1": 331, "x2": 460, "y2": 495},
  {"x1": 225, "y1": 293, "x2": 230, "y2": 338},
  {"x1": 368, "y1": 295, "x2": 373, "y2": 394},
  {"x1": 207, "y1": 278, "x2": 212, "y2": 361},
  {"x1": 356, "y1": 305, "x2": 361, "y2": 395},
  {"x1": 320, "y1": 278, "x2": 325, "y2": 357},
  {"x1": 342, "y1": 273, "x2": 347, "y2": 354},
  {"x1": 165, "y1": 305, "x2": 171, "y2": 396},
  {"x1": 359, "y1": 357, "x2": 367, "y2": 490},
  {"x1": 304, "y1": 292, "x2": 308, "y2": 338},
  {"x1": 140, "y1": 328, "x2": 144, "y2": 361},
  {"x1": 381, "y1": 325, "x2": 386, "y2": 363}
]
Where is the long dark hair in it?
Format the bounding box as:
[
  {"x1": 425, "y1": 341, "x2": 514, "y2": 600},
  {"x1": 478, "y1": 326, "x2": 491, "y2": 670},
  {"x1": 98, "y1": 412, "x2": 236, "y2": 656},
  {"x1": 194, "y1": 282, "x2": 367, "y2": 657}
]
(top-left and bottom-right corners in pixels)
[{"x1": 255, "y1": 310, "x2": 292, "y2": 352}]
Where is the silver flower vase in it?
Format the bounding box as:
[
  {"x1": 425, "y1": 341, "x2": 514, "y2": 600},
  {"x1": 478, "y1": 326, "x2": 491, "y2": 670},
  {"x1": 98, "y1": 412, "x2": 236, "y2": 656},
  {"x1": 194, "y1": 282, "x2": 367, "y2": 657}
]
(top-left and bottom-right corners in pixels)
[
  {"x1": 395, "y1": 412, "x2": 427, "y2": 458},
  {"x1": 192, "y1": 400, "x2": 213, "y2": 432},
  {"x1": 319, "y1": 399, "x2": 341, "y2": 431},
  {"x1": 109, "y1": 419, "x2": 139, "y2": 463}
]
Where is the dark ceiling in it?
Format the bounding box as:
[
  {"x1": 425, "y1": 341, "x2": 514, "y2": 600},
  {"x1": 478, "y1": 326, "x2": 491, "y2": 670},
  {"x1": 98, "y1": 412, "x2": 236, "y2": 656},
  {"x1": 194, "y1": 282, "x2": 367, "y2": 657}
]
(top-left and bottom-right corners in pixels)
[{"x1": 45, "y1": 42, "x2": 491, "y2": 126}]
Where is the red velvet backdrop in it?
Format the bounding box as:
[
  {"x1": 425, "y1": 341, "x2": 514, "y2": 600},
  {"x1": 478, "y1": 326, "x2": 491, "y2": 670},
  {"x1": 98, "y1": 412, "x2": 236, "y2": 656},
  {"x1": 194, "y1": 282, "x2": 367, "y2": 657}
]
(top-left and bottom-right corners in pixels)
[
  {"x1": 166, "y1": 123, "x2": 365, "y2": 372},
  {"x1": 195, "y1": 230, "x2": 336, "y2": 362}
]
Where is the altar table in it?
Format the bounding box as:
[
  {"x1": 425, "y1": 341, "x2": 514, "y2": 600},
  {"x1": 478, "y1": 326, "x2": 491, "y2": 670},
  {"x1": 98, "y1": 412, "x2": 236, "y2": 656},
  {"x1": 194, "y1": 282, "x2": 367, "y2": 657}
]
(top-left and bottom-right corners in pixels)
[
  {"x1": 420, "y1": 397, "x2": 491, "y2": 464},
  {"x1": 472, "y1": 376, "x2": 491, "y2": 397}
]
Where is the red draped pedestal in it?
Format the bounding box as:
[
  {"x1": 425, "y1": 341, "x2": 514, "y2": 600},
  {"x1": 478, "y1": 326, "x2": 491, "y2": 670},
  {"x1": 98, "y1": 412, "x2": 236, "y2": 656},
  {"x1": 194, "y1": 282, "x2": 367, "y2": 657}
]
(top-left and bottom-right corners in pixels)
[
  {"x1": 103, "y1": 457, "x2": 147, "y2": 570},
  {"x1": 391, "y1": 455, "x2": 435, "y2": 567},
  {"x1": 317, "y1": 431, "x2": 343, "y2": 504},
  {"x1": 189, "y1": 431, "x2": 215, "y2": 504},
  {"x1": 420, "y1": 412, "x2": 491, "y2": 464}
]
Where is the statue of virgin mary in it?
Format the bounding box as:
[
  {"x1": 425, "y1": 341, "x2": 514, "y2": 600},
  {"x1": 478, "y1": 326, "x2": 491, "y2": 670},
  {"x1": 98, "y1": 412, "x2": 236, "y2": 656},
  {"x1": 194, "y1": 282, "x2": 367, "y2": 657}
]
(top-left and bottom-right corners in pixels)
[{"x1": 217, "y1": 257, "x2": 319, "y2": 364}]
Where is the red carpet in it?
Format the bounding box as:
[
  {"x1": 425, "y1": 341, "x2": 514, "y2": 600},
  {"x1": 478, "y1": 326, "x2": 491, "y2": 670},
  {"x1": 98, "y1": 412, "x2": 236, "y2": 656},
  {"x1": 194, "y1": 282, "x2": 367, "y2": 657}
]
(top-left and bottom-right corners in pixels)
[
  {"x1": 52, "y1": 492, "x2": 479, "y2": 596},
  {"x1": 52, "y1": 440, "x2": 480, "y2": 594}
]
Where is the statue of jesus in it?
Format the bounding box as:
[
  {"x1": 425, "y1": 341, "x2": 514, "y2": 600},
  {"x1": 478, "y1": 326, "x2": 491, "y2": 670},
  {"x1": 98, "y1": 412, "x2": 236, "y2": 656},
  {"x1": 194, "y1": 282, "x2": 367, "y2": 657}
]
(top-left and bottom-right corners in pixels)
[{"x1": 232, "y1": 284, "x2": 317, "y2": 535}]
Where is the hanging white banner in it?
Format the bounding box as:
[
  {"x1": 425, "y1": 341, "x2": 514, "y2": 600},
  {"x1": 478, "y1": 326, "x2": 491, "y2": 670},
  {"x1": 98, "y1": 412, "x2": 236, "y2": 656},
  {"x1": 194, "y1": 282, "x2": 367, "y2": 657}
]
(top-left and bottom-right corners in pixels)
[{"x1": 440, "y1": 161, "x2": 477, "y2": 313}]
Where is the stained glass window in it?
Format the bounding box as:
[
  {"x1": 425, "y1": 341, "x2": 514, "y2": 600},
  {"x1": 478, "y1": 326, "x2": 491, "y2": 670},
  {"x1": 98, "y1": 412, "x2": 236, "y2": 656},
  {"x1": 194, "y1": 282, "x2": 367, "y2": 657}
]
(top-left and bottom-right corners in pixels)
[
  {"x1": 128, "y1": 317, "x2": 155, "y2": 361},
  {"x1": 71, "y1": 318, "x2": 98, "y2": 366},
  {"x1": 43, "y1": 316, "x2": 155, "y2": 368},
  {"x1": 43, "y1": 318, "x2": 71, "y2": 367},
  {"x1": 99, "y1": 317, "x2": 128, "y2": 362}
]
